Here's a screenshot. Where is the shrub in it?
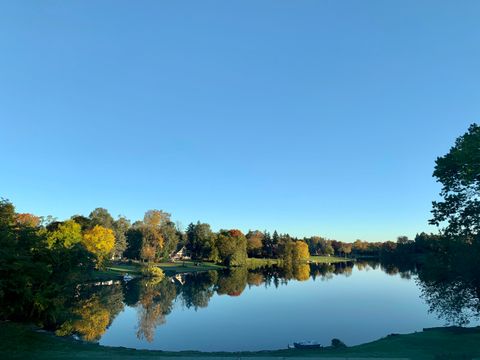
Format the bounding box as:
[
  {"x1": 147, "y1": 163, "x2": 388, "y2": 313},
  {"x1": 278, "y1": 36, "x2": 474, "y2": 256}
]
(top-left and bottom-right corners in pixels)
[
  {"x1": 141, "y1": 264, "x2": 165, "y2": 279},
  {"x1": 331, "y1": 338, "x2": 346, "y2": 348}
]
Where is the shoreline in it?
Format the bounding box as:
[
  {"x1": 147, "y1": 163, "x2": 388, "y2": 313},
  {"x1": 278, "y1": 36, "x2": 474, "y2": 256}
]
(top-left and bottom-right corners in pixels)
[
  {"x1": 2, "y1": 321, "x2": 480, "y2": 359},
  {"x1": 95, "y1": 256, "x2": 353, "y2": 280}
]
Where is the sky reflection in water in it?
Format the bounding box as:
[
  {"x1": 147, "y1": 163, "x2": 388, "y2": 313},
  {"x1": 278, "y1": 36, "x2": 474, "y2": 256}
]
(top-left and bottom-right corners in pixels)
[{"x1": 99, "y1": 263, "x2": 454, "y2": 351}]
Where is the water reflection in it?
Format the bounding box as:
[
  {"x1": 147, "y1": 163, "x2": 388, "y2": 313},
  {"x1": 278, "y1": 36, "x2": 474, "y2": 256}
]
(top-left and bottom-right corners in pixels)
[
  {"x1": 416, "y1": 254, "x2": 480, "y2": 326},
  {"x1": 136, "y1": 278, "x2": 176, "y2": 342},
  {"x1": 54, "y1": 258, "x2": 480, "y2": 345},
  {"x1": 56, "y1": 283, "x2": 124, "y2": 341}
]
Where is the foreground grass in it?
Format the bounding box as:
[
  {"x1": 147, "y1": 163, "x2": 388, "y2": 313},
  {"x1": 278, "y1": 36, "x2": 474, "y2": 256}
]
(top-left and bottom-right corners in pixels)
[{"x1": 3, "y1": 322, "x2": 479, "y2": 359}]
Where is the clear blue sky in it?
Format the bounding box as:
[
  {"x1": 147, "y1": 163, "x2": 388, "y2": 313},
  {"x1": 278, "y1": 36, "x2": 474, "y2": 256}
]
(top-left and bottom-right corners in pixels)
[{"x1": 1, "y1": 1, "x2": 479, "y2": 242}]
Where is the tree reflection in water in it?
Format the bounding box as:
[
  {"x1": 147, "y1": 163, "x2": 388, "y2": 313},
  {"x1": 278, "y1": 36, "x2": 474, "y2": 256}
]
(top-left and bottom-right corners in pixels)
[
  {"x1": 56, "y1": 283, "x2": 124, "y2": 341},
  {"x1": 136, "y1": 278, "x2": 176, "y2": 342},
  {"x1": 50, "y1": 254, "x2": 480, "y2": 343},
  {"x1": 416, "y1": 247, "x2": 480, "y2": 326}
]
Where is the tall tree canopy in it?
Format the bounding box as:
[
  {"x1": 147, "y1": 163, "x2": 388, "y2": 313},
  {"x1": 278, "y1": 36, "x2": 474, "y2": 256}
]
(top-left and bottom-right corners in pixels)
[
  {"x1": 430, "y1": 123, "x2": 480, "y2": 239},
  {"x1": 186, "y1": 222, "x2": 217, "y2": 261},
  {"x1": 82, "y1": 225, "x2": 115, "y2": 267},
  {"x1": 0, "y1": 199, "x2": 94, "y2": 324},
  {"x1": 16, "y1": 213, "x2": 41, "y2": 227},
  {"x1": 89, "y1": 208, "x2": 114, "y2": 230},
  {"x1": 112, "y1": 216, "x2": 130, "y2": 259},
  {"x1": 0, "y1": 198, "x2": 15, "y2": 229},
  {"x1": 216, "y1": 230, "x2": 247, "y2": 266},
  {"x1": 139, "y1": 210, "x2": 179, "y2": 262},
  {"x1": 46, "y1": 220, "x2": 83, "y2": 249},
  {"x1": 246, "y1": 230, "x2": 264, "y2": 257}
]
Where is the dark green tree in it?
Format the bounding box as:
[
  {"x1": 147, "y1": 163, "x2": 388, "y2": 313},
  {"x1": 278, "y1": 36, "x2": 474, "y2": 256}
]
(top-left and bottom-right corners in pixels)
[
  {"x1": 430, "y1": 123, "x2": 480, "y2": 239},
  {"x1": 216, "y1": 230, "x2": 247, "y2": 266},
  {"x1": 158, "y1": 220, "x2": 179, "y2": 260},
  {"x1": 0, "y1": 199, "x2": 94, "y2": 326},
  {"x1": 262, "y1": 230, "x2": 272, "y2": 257},
  {"x1": 272, "y1": 230, "x2": 279, "y2": 246},
  {"x1": 186, "y1": 222, "x2": 217, "y2": 261},
  {"x1": 89, "y1": 208, "x2": 114, "y2": 229},
  {"x1": 112, "y1": 216, "x2": 130, "y2": 259},
  {"x1": 70, "y1": 215, "x2": 91, "y2": 230},
  {"x1": 124, "y1": 226, "x2": 143, "y2": 260}
]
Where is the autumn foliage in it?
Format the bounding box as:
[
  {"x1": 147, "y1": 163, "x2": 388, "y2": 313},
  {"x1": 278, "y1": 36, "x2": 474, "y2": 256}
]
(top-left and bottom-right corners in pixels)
[
  {"x1": 15, "y1": 213, "x2": 40, "y2": 227},
  {"x1": 82, "y1": 225, "x2": 115, "y2": 267},
  {"x1": 228, "y1": 229, "x2": 244, "y2": 238}
]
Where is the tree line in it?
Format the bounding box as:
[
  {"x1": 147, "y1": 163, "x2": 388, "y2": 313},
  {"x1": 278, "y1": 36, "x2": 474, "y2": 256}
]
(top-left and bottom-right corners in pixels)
[{"x1": 1, "y1": 122, "x2": 478, "y2": 328}]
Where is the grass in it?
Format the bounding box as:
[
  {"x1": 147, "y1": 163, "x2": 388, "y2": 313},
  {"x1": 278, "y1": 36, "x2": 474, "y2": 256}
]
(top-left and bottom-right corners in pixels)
[
  {"x1": 91, "y1": 263, "x2": 142, "y2": 281},
  {"x1": 96, "y1": 256, "x2": 352, "y2": 280},
  {"x1": 2, "y1": 321, "x2": 480, "y2": 359},
  {"x1": 95, "y1": 261, "x2": 224, "y2": 280},
  {"x1": 246, "y1": 256, "x2": 351, "y2": 269},
  {"x1": 309, "y1": 255, "x2": 353, "y2": 263},
  {"x1": 156, "y1": 260, "x2": 225, "y2": 274},
  {"x1": 105, "y1": 263, "x2": 142, "y2": 274}
]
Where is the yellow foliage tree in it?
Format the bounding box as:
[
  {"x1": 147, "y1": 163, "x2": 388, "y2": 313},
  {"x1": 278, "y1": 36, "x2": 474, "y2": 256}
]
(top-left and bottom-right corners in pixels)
[
  {"x1": 46, "y1": 219, "x2": 83, "y2": 249},
  {"x1": 82, "y1": 225, "x2": 115, "y2": 267},
  {"x1": 294, "y1": 241, "x2": 310, "y2": 261}
]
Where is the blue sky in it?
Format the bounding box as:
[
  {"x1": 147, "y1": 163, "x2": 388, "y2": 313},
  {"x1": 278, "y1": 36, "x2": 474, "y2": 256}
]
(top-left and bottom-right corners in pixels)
[{"x1": 1, "y1": 1, "x2": 479, "y2": 242}]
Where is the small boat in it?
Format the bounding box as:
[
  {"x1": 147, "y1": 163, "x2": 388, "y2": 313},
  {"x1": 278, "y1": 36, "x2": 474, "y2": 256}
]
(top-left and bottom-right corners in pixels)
[
  {"x1": 293, "y1": 340, "x2": 321, "y2": 349},
  {"x1": 123, "y1": 273, "x2": 134, "y2": 282}
]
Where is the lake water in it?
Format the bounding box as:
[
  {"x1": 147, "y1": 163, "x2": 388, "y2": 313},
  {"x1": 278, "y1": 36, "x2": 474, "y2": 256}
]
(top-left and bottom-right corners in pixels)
[{"x1": 88, "y1": 261, "x2": 461, "y2": 351}]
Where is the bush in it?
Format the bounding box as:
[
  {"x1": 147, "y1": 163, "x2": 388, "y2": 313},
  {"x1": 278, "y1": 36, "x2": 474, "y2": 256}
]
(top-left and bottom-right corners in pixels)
[
  {"x1": 141, "y1": 264, "x2": 165, "y2": 279},
  {"x1": 331, "y1": 338, "x2": 346, "y2": 348}
]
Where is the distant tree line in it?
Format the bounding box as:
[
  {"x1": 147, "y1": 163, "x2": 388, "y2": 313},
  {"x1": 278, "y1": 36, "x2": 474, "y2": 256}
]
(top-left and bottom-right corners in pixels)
[{"x1": 185, "y1": 225, "x2": 311, "y2": 266}]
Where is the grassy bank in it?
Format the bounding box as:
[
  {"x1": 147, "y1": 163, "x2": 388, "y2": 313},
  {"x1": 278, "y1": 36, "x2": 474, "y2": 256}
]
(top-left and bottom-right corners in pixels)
[
  {"x1": 157, "y1": 260, "x2": 224, "y2": 274},
  {"x1": 99, "y1": 261, "x2": 224, "y2": 279},
  {"x1": 246, "y1": 256, "x2": 351, "y2": 269},
  {"x1": 2, "y1": 322, "x2": 479, "y2": 359},
  {"x1": 99, "y1": 256, "x2": 351, "y2": 279},
  {"x1": 309, "y1": 255, "x2": 353, "y2": 263}
]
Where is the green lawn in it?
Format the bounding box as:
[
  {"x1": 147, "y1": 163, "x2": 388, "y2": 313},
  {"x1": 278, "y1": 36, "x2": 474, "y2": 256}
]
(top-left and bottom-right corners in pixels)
[
  {"x1": 98, "y1": 256, "x2": 351, "y2": 280},
  {"x1": 98, "y1": 261, "x2": 223, "y2": 279},
  {"x1": 105, "y1": 263, "x2": 142, "y2": 274},
  {"x1": 246, "y1": 256, "x2": 351, "y2": 269},
  {"x1": 91, "y1": 263, "x2": 142, "y2": 281},
  {"x1": 2, "y1": 321, "x2": 479, "y2": 359},
  {"x1": 309, "y1": 255, "x2": 353, "y2": 263},
  {"x1": 156, "y1": 260, "x2": 224, "y2": 274}
]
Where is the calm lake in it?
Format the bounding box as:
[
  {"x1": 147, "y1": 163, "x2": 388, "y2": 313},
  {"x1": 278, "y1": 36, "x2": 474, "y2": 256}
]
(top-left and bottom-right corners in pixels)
[{"x1": 75, "y1": 261, "x2": 472, "y2": 352}]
